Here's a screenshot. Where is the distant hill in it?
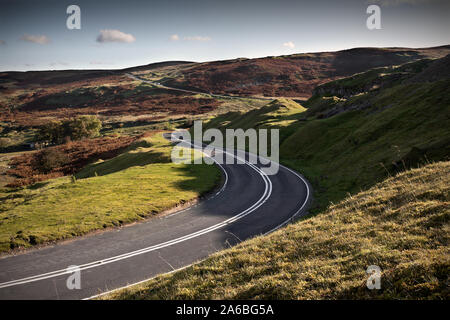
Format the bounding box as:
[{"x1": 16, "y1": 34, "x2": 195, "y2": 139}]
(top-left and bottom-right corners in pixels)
[
  {"x1": 1, "y1": 46, "x2": 449, "y2": 159},
  {"x1": 2, "y1": 45, "x2": 448, "y2": 96},
  {"x1": 0, "y1": 61, "x2": 193, "y2": 87},
  {"x1": 119, "y1": 61, "x2": 194, "y2": 73},
  {"x1": 162, "y1": 45, "x2": 450, "y2": 98}
]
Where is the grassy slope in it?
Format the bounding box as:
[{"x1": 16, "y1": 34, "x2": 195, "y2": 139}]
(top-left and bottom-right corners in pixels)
[
  {"x1": 0, "y1": 134, "x2": 221, "y2": 253},
  {"x1": 283, "y1": 79, "x2": 450, "y2": 210},
  {"x1": 202, "y1": 98, "x2": 307, "y2": 144},
  {"x1": 205, "y1": 98, "x2": 306, "y2": 129},
  {"x1": 103, "y1": 161, "x2": 449, "y2": 299},
  {"x1": 202, "y1": 57, "x2": 450, "y2": 212}
]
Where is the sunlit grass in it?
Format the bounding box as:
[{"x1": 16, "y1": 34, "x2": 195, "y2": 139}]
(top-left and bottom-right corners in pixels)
[
  {"x1": 0, "y1": 134, "x2": 221, "y2": 253},
  {"x1": 102, "y1": 161, "x2": 449, "y2": 300}
]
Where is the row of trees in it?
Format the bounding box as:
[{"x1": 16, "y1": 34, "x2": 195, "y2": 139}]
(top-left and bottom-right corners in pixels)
[{"x1": 36, "y1": 115, "x2": 102, "y2": 145}]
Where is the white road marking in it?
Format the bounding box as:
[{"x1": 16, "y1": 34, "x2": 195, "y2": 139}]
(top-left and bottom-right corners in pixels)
[
  {"x1": 126, "y1": 74, "x2": 271, "y2": 101},
  {"x1": 263, "y1": 163, "x2": 311, "y2": 235},
  {"x1": 86, "y1": 160, "x2": 311, "y2": 300},
  {"x1": 0, "y1": 137, "x2": 272, "y2": 289}
]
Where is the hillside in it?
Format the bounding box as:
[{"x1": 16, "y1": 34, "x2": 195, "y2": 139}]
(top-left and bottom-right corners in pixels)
[
  {"x1": 204, "y1": 98, "x2": 306, "y2": 130},
  {"x1": 0, "y1": 62, "x2": 265, "y2": 154},
  {"x1": 2, "y1": 46, "x2": 448, "y2": 154},
  {"x1": 103, "y1": 161, "x2": 450, "y2": 299},
  {"x1": 202, "y1": 55, "x2": 450, "y2": 211},
  {"x1": 160, "y1": 46, "x2": 450, "y2": 98},
  {"x1": 0, "y1": 74, "x2": 224, "y2": 127},
  {"x1": 0, "y1": 133, "x2": 220, "y2": 253},
  {"x1": 101, "y1": 54, "x2": 450, "y2": 300}
]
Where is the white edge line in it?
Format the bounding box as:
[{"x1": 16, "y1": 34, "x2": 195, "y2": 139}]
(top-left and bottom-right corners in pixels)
[
  {"x1": 83, "y1": 258, "x2": 206, "y2": 300},
  {"x1": 85, "y1": 155, "x2": 312, "y2": 300},
  {"x1": 1, "y1": 135, "x2": 311, "y2": 296},
  {"x1": 0, "y1": 136, "x2": 271, "y2": 290},
  {"x1": 263, "y1": 163, "x2": 311, "y2": 235}
]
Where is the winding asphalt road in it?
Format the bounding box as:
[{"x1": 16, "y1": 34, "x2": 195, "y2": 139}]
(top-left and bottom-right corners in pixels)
[{"x1": 0, "y1": 134, "x2": 311, "y2": 300}]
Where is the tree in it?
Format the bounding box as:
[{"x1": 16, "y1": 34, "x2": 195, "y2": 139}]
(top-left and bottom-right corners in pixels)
[
  {"x1": 36, "y1": 120, "x2": 65, "y2": 144},
  {"x1": 36, "y1": 115, "x2": 102, "y2": 144},
  {"x1": 67, "y1": 115, "x2": 102, "y2": 140}
]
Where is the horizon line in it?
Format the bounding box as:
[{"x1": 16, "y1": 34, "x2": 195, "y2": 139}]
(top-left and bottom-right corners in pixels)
[{"x1": 2, "y1": 43, "x2": 449, "y2": 73}]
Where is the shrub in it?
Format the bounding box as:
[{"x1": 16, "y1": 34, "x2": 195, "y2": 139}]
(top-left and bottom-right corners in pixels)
[
  {"x1": 36, "y1": 148, "x2": 69, "y2": 173},
  {"x1": 36, "y1": 115, "x2": 102, "y2": 144},
  {"x1": 5, "y1": 135, "x2": 137, "y2": 187},
  {"x1": 36, "y1": 120, "x2": 64, "y2": 144},
  {"x1": 0, "y1": 137, "x2": 11, "y2": 148},
  {"x1": 68, "y1": 115, "x2": 102, "y2": 141}
]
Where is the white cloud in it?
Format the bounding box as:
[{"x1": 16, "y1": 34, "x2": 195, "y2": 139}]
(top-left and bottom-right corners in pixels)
[
  {"x1": 283, "y1": 41, "x2": 295, "y2": 49},
  {"x1": 96, "y1": 29, "x2": 136, "y2": 43},
  {"x1": 21, "y1": 34, "x2": 50, "y2": 45},
  {"x1": 184, "y1": 36, "x2": 211, "y2": 41},
  {"x1": 170, "y1": 34, "x2": 180, "y2": 41}
]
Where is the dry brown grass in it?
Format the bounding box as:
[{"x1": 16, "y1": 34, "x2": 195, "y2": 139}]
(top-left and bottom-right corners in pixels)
[
  {"x1": 102, "y1": 161, "x2": 449, "y2": 300},
  {"x1": 5, "y1": 135, "x2": 137, "y2": 187},
  {"x1": 163, "y1": 47, "x2": 450, "y2": 98},
  {"x1": 0, "y1": 74, "x2": 222, "y2": 127}
]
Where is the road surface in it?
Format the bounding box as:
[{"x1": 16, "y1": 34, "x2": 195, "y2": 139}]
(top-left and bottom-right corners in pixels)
[
  {"x1": 0, "y1": 135, "x2": 311, "y2": 300},
  {"x1": 126, "y1": 73, "x2": 273, "y2": 101}
]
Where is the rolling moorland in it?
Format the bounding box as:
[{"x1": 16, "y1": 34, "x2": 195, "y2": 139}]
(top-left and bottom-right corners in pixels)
[
  {"x1": 201, "y1": 54, "x2": 450, "y2": 212},
  {"x1": 156, "y1": 45, "x2": 450, "y2": 98},
  {"x1": 0, "y1": 46, "x2": 449, "y2": 298},
  {"x1": 104, "y1": 52, "x2": 450, "y2": 299}
]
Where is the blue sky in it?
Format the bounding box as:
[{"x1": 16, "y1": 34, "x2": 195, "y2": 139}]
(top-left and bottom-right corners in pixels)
[{"x1": 0, "y1": 0, "x2": 449, "y2": 71}]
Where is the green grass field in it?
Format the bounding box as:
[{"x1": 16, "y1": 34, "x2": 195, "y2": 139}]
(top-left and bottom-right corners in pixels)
[
  {"x1": 102, "y1": 161, "x2": 449, "y2": 299},
  {"x1": 0, "y1": 134, "x2": 221, "y2": 253}
]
